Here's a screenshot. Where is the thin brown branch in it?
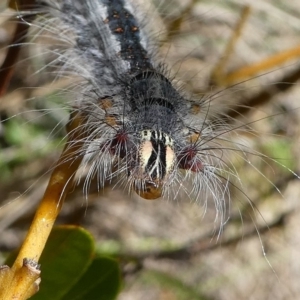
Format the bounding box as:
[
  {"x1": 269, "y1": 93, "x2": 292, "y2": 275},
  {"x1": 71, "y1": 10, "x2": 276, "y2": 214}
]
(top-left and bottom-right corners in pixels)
[{"x1": 220, "y1": 65, "x2": 300, "y2": 123}]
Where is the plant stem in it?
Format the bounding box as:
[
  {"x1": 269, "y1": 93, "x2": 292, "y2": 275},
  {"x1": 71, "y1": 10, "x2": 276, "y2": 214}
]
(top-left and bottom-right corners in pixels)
[{"x1": 0, "y1": 112, "x2": 85, "y2": 300}]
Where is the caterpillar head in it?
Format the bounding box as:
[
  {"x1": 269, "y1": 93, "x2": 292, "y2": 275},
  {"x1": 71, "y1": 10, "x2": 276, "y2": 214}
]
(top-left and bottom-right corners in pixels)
[{"x1": 129, "y1": 130, "x2": 176, "y2": 199}]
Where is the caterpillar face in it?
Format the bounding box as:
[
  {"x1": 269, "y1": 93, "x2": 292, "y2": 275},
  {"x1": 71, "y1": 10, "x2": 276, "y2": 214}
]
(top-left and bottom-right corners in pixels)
[{"x1": 129, "y1": 130, "x2": 175, "y2": 199}]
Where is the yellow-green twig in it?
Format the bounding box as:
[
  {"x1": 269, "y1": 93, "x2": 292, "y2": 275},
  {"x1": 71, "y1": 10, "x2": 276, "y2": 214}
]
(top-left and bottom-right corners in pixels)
[{"x1": 0, "y1": 113, "x2": 85, "y2": 300}]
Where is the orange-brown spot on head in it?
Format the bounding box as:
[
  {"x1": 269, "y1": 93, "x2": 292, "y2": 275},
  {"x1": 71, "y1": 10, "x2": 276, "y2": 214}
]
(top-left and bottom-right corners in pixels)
[
  {"x1": 131, "y1": 26, "x2": 139, "y2": 32},
  {"x1": 114, "y1": 27, "x2": 124, "y2": 33},
  {"x1": 189, "y1": 132, "x2": 200, "y2": 143},
  {"x1": 99, "y1": 98, "x2": 113, "y2": 110},
  {"x1": 191, "y1": 104, "x2": 201, "y2": 115},
  {"x1": 105, "y1": 115, "x2": 117, "y2": 127},
  {"x1": 135, "y1": 181, "x2": 162, "y2": 200}
]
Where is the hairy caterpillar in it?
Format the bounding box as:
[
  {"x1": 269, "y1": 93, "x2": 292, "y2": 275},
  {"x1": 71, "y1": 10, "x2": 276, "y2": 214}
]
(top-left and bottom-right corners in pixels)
[
  {"x1": 1, "y1": 1, "x2": 300, "y2": 298},
  {"x1": 2, "y1": 0, "x2": 235, "y2": 222}
]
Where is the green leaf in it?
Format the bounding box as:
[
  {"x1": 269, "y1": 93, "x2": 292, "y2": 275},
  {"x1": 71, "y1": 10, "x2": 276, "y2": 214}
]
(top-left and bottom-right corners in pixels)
[
  {"x1": 4, "y1": 226, "x2": 121, "y2": 300},
  {"x1": 61, "y1": 256, "x2": 121, "y2": 300},
  {"x1": 31, "y1": 226, "x2": 95, "y2": 300},
  {"x1": 263, "y1": 139, "x2": 294, "y2": 171}
]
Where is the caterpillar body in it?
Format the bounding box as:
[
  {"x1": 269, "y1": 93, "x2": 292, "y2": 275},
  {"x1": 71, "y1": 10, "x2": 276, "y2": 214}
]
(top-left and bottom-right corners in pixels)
[{"x1": 6, "y1": 0, "x2": 232, "y2": 226}]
